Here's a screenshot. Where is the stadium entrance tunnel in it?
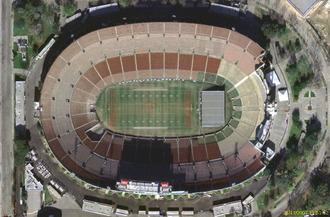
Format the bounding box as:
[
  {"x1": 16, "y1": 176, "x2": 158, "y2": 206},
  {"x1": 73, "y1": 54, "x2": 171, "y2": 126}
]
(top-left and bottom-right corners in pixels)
[
  {"x1": 39, "y1": 23, "x2": 269, "y2": 192},
  {"x1": 95, "y1": 79, "x2": 232, "y2": 137}
]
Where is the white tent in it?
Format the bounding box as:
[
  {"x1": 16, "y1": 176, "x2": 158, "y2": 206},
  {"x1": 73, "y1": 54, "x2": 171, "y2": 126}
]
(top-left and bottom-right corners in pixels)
[
  {"x1": 278, "y1": 89, "x2": 289, "y2": 102},
  {"x1": 266, "y1": 70, "x2": 281, "y2": 87}
]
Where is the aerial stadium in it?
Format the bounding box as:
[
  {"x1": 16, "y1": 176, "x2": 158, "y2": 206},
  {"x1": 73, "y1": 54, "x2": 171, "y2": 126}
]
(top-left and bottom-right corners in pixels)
[{"x1": 40, "y1": 22, "x2": 272, "y2": 193}]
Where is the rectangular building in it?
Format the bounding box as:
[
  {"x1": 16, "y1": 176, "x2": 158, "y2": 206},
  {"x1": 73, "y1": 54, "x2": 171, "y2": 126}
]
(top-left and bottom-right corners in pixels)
[
  {"x1": 82, "y1": 199, "x2": 113, "y2": 216},
  {"x1": 287, "y1": 0, "x2": 322, "y2": 17},
  {"x1": 213, "y1": 201, "x2": 243, "y2": 217},
  {"x1": 201, "y1": 90, "x2": 225, "y2": 127},
  {"x1": 15, "y1": 81, "x2": 25, "y2": 127}
]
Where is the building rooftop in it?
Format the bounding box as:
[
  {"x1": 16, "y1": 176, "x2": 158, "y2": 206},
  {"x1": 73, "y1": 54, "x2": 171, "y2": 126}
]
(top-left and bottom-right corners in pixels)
[
  {"x1": 287, "y1": 0, "x2": 322, "y2": 17},
  {"x1": 201, "y1": 90, "x2": 225, "y2": 127},
  {"x1": 213, "y1": 201, "x2": 243, "y2": 216},
  {"x1": 15, "y1": 81, "x2": 25, "y2": 127},
  {"x1": 25, "y1": 163, "x2": 43, "y2": 191},
  {"x1": 82, "y1": 199, "x2": 113, "y2": 216}
]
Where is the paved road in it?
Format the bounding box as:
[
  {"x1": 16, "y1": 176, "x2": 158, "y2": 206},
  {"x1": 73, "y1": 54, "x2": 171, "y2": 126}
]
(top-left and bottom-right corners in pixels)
[{"x1": 0, "y1": 0, "x2": 14, "y2": 215}]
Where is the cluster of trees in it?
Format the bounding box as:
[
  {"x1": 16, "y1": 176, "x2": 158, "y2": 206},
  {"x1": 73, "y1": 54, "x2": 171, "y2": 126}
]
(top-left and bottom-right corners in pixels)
[
  {"x1": 267, "y1": 109, "x2": 321, "y2": 191},
  {"x1": 14, "y1": 0, "x2": 60, "y2": 61},
  {"x1": 14, "y1": 133, "x2": 29, "y2": 167},
  {"x1": 286, "y1": 55, "x2": 313, "y2": 100},
  {"x1": 302, "y1": 173, "x2": 330, "y2": 209},
  {"x1": 261, "y1": 16, "x2": 286, "y2": 39},
  {"x1": 261, "y1": 13, "x2": 301, "y2": 55},
  {"x1": 14, "y1": 0, "x2": 46, "y2": 26}
]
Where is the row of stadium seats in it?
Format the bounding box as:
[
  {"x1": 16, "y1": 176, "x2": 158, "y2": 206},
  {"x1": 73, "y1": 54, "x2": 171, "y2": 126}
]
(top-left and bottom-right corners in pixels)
[
  {"x1": 53, "y1": 25, "x2": 263, "y2": 84},
  {"x1": 46, "y1": 129, "x2": 264, "y2": 188}
]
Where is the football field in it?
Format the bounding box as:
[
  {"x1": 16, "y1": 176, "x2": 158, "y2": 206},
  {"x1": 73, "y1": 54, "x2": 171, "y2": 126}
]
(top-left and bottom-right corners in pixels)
[{"x1": 96, "y1": 80, "x2": 221, "y2": 137}]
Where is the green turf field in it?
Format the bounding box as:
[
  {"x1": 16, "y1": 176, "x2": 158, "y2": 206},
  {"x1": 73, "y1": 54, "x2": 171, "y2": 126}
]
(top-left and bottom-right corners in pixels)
[{"x1": 96, "y1": 80, "x2": 230, "y2": 137}]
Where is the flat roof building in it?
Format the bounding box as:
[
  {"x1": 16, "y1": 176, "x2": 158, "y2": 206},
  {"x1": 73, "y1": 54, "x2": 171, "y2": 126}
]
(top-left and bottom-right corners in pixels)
[
  {"x1": 15, "y1": 81, "x2": 25, "y2": 127},
  {"x1": 213, "y1": 201, "x2": 243, "y2": 217},
  {"x1": 25, "y1": 163, "x2": 43, "y2": 191},
  {"x1": 82, "y1": 199, "x2": 113, "y2": 216},
  {"x1": 201, "y1": 90, "x2": 225, "y2": 127},
  {"x1": 287, "y1": 0, "x2": 322, "y2": 17}
]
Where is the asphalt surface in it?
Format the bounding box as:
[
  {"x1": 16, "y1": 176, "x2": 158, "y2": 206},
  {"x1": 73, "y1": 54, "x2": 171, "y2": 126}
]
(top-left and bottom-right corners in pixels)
[{"x1": 0, "y1": 0, "x2": 14, "y2": 215}]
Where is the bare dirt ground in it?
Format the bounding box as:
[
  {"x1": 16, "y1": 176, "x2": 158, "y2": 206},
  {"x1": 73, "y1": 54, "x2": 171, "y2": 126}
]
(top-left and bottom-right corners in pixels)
[{"x1": 309, "y1": 1, "x2": 330, "y2": 44}]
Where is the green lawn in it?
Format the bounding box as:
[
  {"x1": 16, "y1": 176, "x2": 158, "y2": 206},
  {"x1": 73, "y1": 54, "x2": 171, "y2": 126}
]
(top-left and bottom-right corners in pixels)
[
  {"x1": 233, "y1": 185, "x2": 242, "y2": 190},
  {"x1": 13, "y1": 42, "x2": 29, "y2": 69},
  {"x1": 257, "y1": 192, "x2": 269, "y2": 210},
  {"x1": 310, "y1": 91, "x2": 316, "y2": 97},
  {"x1": 44, "y1": 187, "x2": 54, "y2": 206},
  {"x1": 290, "y1": 123, "x2": 301, "y2": 139},
  {"x1": 222, "y1": 188, "x2": 231, "y2": 194},
  {"x1": 243, "y1": 179, "x2": 252, "y2": 186},
  {"x1": 304, "y1": 91, "x2": 309, "y2": 97},
  {"x1": 96, "y1": 80, "x2": 220, "y2": 137}
]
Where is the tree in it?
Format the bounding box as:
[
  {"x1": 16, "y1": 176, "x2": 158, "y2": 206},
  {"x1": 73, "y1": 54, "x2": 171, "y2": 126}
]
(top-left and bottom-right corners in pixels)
[
  {"x1": 62, "y1": 2, "x2": 75, "y2": 17},
  {"x1": 285, "y1": 153, "x2": 300, "y2": 171},
  {"x1": 304, "y1": 134, "x2": 318, "y2": 148},
  {"x1": 261, "y1": 16, "x2": 286, "y2": 39},
  {"x1": 53, "y1": 4, "x2": 61, "y2": 13},
  {"x1": 14, "y1": 1, "x2": 45, "y2": 25}
]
